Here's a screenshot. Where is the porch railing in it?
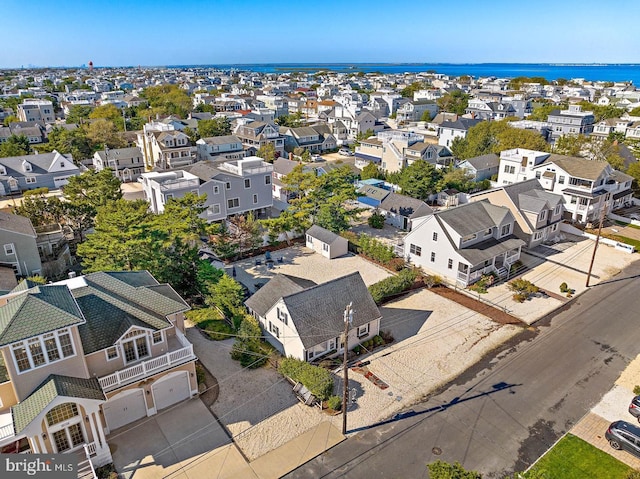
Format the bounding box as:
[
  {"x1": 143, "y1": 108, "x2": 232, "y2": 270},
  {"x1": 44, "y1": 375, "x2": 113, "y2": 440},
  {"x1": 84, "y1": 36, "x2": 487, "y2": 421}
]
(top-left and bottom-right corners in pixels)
[
  {"x1": 0, "y1": 423, "x2": 15, "y2": 441},
  {"x1": 98, "y1": 344, "x2": 195, "y2": 392}
]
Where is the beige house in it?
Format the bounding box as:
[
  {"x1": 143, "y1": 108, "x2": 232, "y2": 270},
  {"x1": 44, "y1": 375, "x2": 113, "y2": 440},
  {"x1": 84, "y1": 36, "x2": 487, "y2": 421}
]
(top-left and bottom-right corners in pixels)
[{"x1": 0, "y1": 271, "x2": 196, "y2": 473}]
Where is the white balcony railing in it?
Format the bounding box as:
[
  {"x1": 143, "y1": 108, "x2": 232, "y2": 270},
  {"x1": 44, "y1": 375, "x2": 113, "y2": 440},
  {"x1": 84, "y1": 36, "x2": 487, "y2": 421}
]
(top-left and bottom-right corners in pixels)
[
  {"x1": 98, "y1": 344, "x2": 195, "y2": 392},
  {"x1": 0, "y1": 423, "x2": 15, "y2": 441}
]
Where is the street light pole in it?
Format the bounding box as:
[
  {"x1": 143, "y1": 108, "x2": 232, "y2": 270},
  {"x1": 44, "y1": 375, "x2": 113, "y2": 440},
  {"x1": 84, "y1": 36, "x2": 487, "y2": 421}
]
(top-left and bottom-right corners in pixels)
[
  {"x1": 586, "y1": 199, "x2": 608, "y2": 287},
  {"x1": 342, "y1": 302, "x2": 353, "y2": 436}
]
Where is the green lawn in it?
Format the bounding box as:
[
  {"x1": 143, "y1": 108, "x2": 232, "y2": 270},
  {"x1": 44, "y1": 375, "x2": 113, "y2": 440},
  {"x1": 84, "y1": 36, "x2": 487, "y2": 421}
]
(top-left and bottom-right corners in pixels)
[
  {"x1": 526, "y1": 434, "x2": 633, "y2": 479},
  {"x1": 186, "y1": 307, "x2": 235, "y2": 340}
]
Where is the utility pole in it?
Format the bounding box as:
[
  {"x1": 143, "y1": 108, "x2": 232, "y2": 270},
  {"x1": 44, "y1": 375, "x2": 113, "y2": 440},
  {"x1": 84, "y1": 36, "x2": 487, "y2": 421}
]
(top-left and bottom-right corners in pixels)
[
  {"x1": 586, "y1": 200, "x2": 608, "y2": 287},
  {"x1": 342, "y1": 302, "x2": 353, "y2": 436}
]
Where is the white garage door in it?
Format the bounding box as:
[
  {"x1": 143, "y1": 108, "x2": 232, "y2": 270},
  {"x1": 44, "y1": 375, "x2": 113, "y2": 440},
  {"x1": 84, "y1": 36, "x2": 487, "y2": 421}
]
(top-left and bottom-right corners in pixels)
[
  {"x1": 152, "y1": 372, "x2": 190, "y2": 411},
  {"x1": 103, "y1": 389, "x2": 147, "y2": 432}
]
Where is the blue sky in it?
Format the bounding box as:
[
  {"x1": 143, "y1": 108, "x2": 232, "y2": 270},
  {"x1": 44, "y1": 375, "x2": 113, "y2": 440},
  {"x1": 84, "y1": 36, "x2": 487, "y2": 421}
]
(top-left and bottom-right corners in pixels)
[{"x1": 1, "y1": 0, "x2": 639, "y2": 68}]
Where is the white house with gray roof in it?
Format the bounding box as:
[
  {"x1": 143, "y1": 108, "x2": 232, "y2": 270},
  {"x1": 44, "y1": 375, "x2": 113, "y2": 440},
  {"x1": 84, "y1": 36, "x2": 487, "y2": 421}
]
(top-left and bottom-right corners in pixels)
[
  {"x1": 305, "y1": 225, "x2": 348, "y2": 259},
  {"x1": 378, "y1": 193, "x2": 433, "y2": 231},
  {"x1": 245, "y1": 272, "x2": 381, "y2": 362},
  {"x1": 93, "y1": 146, "x2": 145, "y2": 182},
  {"x1": 402, "y1": 201, "x2": 525, "y2": 287},
  {"x1": 497, "y1": 148, "x2": 633, "y2": 223},
  {"x1": 470, "y1": 179, "x2": 564, "y2": 248},
  {"x1": 196, "y1": 135, "x2": 246, "y2": 162},
  {"x1": 458, "y1": 153, "x2": 500, "y2": 181},
  {"x1": 0, "y1": 150, "x2": 79, "y2": 196}
]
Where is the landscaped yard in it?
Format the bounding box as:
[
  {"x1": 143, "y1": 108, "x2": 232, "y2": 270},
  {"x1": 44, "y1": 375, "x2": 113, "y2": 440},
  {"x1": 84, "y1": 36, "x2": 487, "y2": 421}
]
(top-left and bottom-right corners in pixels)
[
  {"x1": 526, "y1": 434, "x2": 634, "y2": 479},
  {"x1": 185, "y1": 307, "x2": 235, "y2": 340}
]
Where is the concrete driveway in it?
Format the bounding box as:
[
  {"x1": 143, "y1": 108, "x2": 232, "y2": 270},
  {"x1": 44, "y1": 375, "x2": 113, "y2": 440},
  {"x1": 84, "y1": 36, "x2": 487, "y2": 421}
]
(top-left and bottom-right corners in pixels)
[{"x1": 109, "y1": 397, "x2": 253, "y2": 479}]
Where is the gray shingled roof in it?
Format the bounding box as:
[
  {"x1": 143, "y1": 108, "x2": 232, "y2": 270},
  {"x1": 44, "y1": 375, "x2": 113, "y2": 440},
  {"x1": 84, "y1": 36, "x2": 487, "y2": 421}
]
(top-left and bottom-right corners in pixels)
[
  {"x1": 200, "y1": 135, "x2": 242, "y2": 146},
  {"x1": 283, "y1": 272, "x2": 381, "y2": 349},
  {"x1": 306, "y1": 225, "x2": 343, "y2": 245},
  {"x1": 0, "y1": 151, "x2": 76, "y2": 176},
  {"x1": 540, "y1": 154, "x2": 609, "y2": 180},
  {"x1": 0, "y1": 285, "x2": 85, "y2": 347},
  {"x1": 437, "y1": 201, "x2": 512, "y2": 237},
  {"x1": 357, "y1": 185, "x2": 391, "y2": 202},
  {"x1": 379, "y1": 193, "x2": 433, "y2": 219},
  {"x1": 0, "y1": 211, "x2": 36, "y2": 237},
  {"x1": 464, "y1": 153, "x2": 500, "y2": 171},
  {"x1": 12, "y1": 375, "x2": 105, "y2": 434},
  {"x1": 245, "y1": 274, "x2": 316, "y2": 317},
  {"x1": 457, "y1": 236, "x2": 526, "y2": 265}
]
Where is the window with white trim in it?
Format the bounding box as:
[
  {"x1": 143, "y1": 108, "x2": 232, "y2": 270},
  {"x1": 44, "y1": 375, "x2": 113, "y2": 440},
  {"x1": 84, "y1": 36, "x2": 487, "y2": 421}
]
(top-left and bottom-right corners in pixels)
[
  {"x1": 226, "y1": 182, "x2": 231, "y2": 189},
  {"x1": 448, "y1": 259, "x2": 453, "y2": 269},
  {"x1": 268, "y1": 321, "x2": 280, "y2": 338},
  {"x1": 25, "y1": 177, "x2": 37, "y2": 184},
  {"x1": 152, "y1": 331, "x2": 163, "y2": 344},
  {"x1": 253, "y1": 194, "x2": 258, "y2": 204},
  {"x1": 106, "y1": 346, "x2": 119, "y2": 361},
  {"x1": 501, "y1": 224, "x2": 511, "y2": 236},
  {"x1": 11, "y1": 329, "x2": 75, "y2": 373},
  {"x1": 430, "y1": 252, "x2": 436, "y2": 262},
  {"x1": 120, "y1": 330, "x2": 150, "y2": 363},
  {"x1": 432, "y1": 232, "x2": 438, "y2": 241},
  {"x1": 357, "y1": 324, "x2": 369, "y2": 338},
  {"x1": 322, "y1": 243, "x2": 329, "y2": 252},
  {"x1": 265, "y1": 175, "x2": 271, "y2": 185},
  {"x1": 409, "y1": 244, "x2": 421, "y2": 256},
  {"x1": 213, "y1": 185, "x2": 219, "y2": 194},
  {"x1": 208, "y1": 204, "x2": 221, "y2": 216},
  {"x1": 244, "y1": 179, "x2": 251, "y2": 188},
  {"x1": 227, "y1": 198, "x2": 239, "y2": 208},
  {"x1": 277, "y1": 307, "x2": 288, "y2": 326}
]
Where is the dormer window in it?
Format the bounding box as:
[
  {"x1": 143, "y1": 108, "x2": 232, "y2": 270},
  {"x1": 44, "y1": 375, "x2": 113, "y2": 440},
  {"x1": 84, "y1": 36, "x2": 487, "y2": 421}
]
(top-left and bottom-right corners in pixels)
[
  {"x1": 22, "y1": 160, "x2": 32, "y2": 172},
  {"x1": 0, "y1": 165, "x2": 6, "y2": 175},
  {"x1": 60, "y1": 161, "x2": 65, "y2": 168}
]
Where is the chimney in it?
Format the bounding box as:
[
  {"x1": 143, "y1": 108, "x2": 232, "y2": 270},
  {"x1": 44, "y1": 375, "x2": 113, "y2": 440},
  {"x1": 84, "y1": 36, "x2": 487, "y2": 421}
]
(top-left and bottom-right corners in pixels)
[{"x1": 68, "y1": 271, "x2": 76, "y2": 278}]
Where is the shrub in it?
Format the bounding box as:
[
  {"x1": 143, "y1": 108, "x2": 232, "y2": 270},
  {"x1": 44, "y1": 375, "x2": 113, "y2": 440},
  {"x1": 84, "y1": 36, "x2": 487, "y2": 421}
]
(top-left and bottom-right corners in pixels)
[
  {"x1": 352, "y1": 345, "x2": 362, "y2": 354},
  {"x1": 373, "y1": 335, "x2": 384, "y2": 346},
  {"x1": 559, "y1": 282, "x2": 568, "y2": 293},
  {"x1": 368, "y1": 212, "x2": 386, "y2": 229},
  {"x1": 368, "y1": 268, "x2": 419, "y2": 304},
  {"x1": 508, "y1": 278, "x2": 539, "y2": 302},
  {"x1": 195, "y1": 363, "x2": 206, "y2": 386},
  {"x1": 469, "y1": 275, "x2": 493, "y2": 294},
  {"x1": 327, "y1": 395, "x2": 342, "y2": 411},
  {"x1": 427, "y1": 461, "x2": 481, "y2": 479},
  {"x1": 387, "y1": 257, "x2": 405, "y2": 271},
  {"x1": 424, "y1": 274, "x2": 443, "y2": 288},
  {"x1": 634, "y1": 385, "x2": 640, "y2": 395},
  {"x1": 358, "y1": 233, "x2": 395, "y2": 264},
  {"x1": 23, "y1": 187, "x2": 49, "y2": 196},
  {"x1": 279, "y1": 357, "x2": 334, "y2": 400}
]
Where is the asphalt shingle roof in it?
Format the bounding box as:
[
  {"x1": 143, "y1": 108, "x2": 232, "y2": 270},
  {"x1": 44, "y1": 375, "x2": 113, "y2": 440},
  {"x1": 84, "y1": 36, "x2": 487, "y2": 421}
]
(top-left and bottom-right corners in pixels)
[
  {"x1": 379, "y1": 193, "x2": 433, "y2": 219},
  {"x1": 245, "y1": 274, "x2": 316, "y2": 317},
  {"x1": 306, "y1": 224, "x2": 344, "y2": 245},
  {"x1": 12, "y1": 375, "x2": 104, "y2": 434},
  {"x1": 540, "y1": 154, "x2": 609, "y2": 181},
  {"x1": 437, "y1": 201, "x2": 511, "y2": 237},
  {"x1": 0, "y1": 211, "x2": 37, "y2": 237}
]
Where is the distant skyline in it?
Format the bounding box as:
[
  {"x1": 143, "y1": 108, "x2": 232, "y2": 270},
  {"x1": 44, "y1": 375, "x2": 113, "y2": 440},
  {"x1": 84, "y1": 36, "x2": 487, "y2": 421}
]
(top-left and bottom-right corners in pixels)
[{"x1": 2, "y1": 0, "x2": 639, "y2": 68}]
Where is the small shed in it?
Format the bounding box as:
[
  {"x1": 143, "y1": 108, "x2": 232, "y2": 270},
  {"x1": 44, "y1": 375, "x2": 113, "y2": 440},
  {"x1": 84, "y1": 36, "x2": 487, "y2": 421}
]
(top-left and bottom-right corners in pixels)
[{"x1": 305, "y1": 225, "x2": 348, "y2": 259}]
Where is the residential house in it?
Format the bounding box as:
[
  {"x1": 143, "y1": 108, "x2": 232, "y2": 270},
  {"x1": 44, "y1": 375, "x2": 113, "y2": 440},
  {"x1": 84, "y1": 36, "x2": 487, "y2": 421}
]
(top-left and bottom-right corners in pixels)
[
  {"x1": 0, "y1": 123, "x2": 46, "y2": 144},
  {"x1": 0, "y1": 151, "x2": 80, "y2": 196},
  {"x1": 470, "y1": 179, "x2": 564, "y2": 248},
  {"x1": 355, "y1": 130, "x2": 424, "y2": 173},
  {"x1": 465, "y1": 99, "x2": 516, "y2": 121},
  {"x1": 34, "y1": 223, "x2": 73, "y2": 279},
  {"x1": 280, "y1": 125, "x2": 337, "y2": 153},
  {"x1": 196, "y1": 135, "x2": 246, "y2": 162},
  {"x1": 0, "y1": 212, "x2": 42, "y2": 277},
  {"x1": 305, "y1": 225, "x2": 348, "y2": 259},
  {"x1": 401, "y1": 201, "x2": 525, "y2": 287},
  {"x1": 271, "y1": 157, "x2": 302, "y2": 202},
  {"x1": 547, "y1": 104, "x2": 595, "y2": 140},
  {"x1": 136, "y1": 122, "x2": 196, "y2": 170},
  {"x1": 396, "y1": 99, "x2": 439, "y2": 124},
  {"x1": 235, "y1": 121, "x2": 286, "y2": 157},
  {"x1": 497, "y1": 148, "x2": 634, "y2": 223},
  {"x1": 17, "y1": 99, "x2": 55, "y2": 124},
  {"x1": 436, "y1": 188, "x2": 461, "y2": 208},
  {"x1": 357, "y1": 182, "x2": 391, "y2": 209},
  {"x1": 245, "y1": 272, "x2": 381, "y2": 362},
  {"x1": 438, "y1": 118, "x2": 482, "y2": 147},
  {"x1": 0, "y1": 271, "x2": 196, "y2": 469},
  {"x1": 403, "y1": 142, "x2": 453, "y2": 169},
  {"x1": 458, "y1": 153, "x2": 500, "y2": 181},
  {"x1": 140, "y1": 156, "x2": 273, "y2": 222},
  {"x1": 93, "y1": 147, "x2": 145, "y2": 182},
  {"x1": 378, "y1": 192, "x2": 433, "y2": 231}
]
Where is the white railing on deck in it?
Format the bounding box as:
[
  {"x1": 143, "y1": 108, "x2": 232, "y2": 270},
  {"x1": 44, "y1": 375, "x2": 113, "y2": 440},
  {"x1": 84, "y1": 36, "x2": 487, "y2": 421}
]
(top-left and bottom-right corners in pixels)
[
  {"x1": 0, "y1": 423, "x2": 15, "y2": 441},
  {"x1": 98, "y1": 344, "x2": 195, "y2": 391}
]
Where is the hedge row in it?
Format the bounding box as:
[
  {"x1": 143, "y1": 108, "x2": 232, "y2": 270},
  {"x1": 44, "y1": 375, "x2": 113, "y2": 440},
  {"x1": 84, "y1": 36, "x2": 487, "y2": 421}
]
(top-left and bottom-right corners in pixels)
[
  {"x1": 368, "y1": 268, "x2": 419, "y2": 304},
  {"x1": 278, "y1": 357, "x2": 334, "y2": 400}
]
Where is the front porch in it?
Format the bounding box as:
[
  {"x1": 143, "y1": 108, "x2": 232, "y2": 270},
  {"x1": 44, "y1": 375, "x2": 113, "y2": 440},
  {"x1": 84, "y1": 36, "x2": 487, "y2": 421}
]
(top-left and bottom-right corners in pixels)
[{"x1": 457, "y1": 243, "x2": 522, "y2": 287}]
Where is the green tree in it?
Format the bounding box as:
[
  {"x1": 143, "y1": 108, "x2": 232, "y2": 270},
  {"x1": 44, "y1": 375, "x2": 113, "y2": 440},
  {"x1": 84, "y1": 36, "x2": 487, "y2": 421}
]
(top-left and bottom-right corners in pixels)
[
  {"x1": 627, "y1": 162, "x2": 640, "y2": 192},
  {"x1": 206, "y1": 274, "x2": 245, "y2": 321},
  {"x1": 256, "y1": 142, "x2": 277, "y2": 163},
  {"x1": 452, "y1": 121, "x2": 548, "y2": 160},
  {"x1": 140, "y1": 84, "x2": 192, "y2": 118},
  {"x1": 208, "y1": 221, "x2": 240, "y2": 260},
  {"x1": 436, "y1": 168, "x2": 476, "y2": 193},
  {"x1": 42, "y1": 126, "x2": 92, "y2": 162},
  {"x1": 2, "y1": 115, "x2": 19, "y2": 126},
  {"x1": 183, "y1": 126, "x2": 199, "y2": 143},
  {"x1": 89, "y1": 104, "x2": 124, "y2": 130},
  {"x1": 629, "y1": 106, "x2": 640, "y2": 117},
  {"x1": 528, "y1": 102, "x2": 567, "y2": 121},
  {"x1": 400, "y1": 81, "x2": 425, "y2": 98},
  {"x1": 0, "y1": 135, "x2": 30, "y2": 157},
  {"x1": 427, "y1": 460, "x2": 482, "y2": 479},
  {"x1": 397, "y1": 160, "x2": 442, "y2": 199},
  {"x1": 437, "y1": 90, "x2": 469, "y2": 115},
  {"x1": 420, "y1": 110, "x2": 432, "y2": 122},
  {"x1": 579, "y1": 101, "x2": 624, "y2": 122},
  {"x1": 228, "y1": 212, "x2": 263, "y2": 253},
  {"x1": 14, "y1": 194, "x2": 65, "y2": 227},
  {"x1": 361, "y1": 162, "x2": 384, "y2": 180},
  {"x1": 260, "y1": 210, "x2": 303, "y2": 245},
  {"x1": 65, "y1": 105, "x2": 94, "y2": 125},
  {"x1": 197, "y1": 117, "x2": 232, "y2": 138},
  {"x1": 275, "y1": 112, "x2": 304, "y2": 128},
  {"x1": 231, "y1": 315, "x2": 267, "y2": 367},
  {"x1": 85, "y1": 119, "x2": 126, "y2": 149}
]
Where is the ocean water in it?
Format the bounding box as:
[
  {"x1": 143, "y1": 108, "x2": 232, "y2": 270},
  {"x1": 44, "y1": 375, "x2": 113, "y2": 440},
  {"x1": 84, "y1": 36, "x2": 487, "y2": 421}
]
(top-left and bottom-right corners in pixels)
[{"x1": 180, "y1": 63, "x2": 640, "y2": 85}]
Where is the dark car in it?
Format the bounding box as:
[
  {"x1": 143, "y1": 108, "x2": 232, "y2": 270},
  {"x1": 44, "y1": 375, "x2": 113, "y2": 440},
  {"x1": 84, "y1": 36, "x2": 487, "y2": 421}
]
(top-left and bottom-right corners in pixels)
[
  {"x1": 605, "y1": 420, "x2": 640, "y2": 457},
  {"x1": 629, "y1": 395, "x2": 640, "y2": 422}
]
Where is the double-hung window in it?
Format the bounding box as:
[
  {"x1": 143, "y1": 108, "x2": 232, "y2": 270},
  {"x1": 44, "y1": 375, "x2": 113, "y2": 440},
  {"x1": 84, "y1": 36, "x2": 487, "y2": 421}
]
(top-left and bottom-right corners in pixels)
[{"x1": 121, "y1": 331, "x2": 150, "y2": 363}]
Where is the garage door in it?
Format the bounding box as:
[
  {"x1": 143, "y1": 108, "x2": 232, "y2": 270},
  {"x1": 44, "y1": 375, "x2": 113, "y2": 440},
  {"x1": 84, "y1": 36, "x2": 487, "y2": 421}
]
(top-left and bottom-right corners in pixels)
[
  {"x1": 103, "y1": 389, "x2": 147, "y2": 432},
  {"x1": 152, "y1": 372, "x2": 190, "y2": 411}
]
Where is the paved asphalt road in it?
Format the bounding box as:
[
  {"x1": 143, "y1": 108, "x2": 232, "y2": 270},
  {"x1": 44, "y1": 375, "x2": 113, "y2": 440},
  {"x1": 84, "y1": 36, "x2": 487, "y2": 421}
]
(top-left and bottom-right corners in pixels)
[{"x1": 285, "y1": 260, "x2": 640, "y2": 479}]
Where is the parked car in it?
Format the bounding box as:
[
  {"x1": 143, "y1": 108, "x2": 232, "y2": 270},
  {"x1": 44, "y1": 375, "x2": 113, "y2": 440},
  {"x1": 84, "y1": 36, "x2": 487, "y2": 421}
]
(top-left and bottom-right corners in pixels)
[
  {"x1": 605, "y1": 420, "x2": 640, "y2": 457},
  {"x1": 339, "y1": 148, "x2": 353, "y2": 156},
  {"x1": 629, "y1": 395, "x2": 640, "y2": 421}
]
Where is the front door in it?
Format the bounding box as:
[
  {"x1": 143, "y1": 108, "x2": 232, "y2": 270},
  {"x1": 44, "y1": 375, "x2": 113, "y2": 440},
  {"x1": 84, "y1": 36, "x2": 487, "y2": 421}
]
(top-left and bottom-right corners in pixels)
[{"x1": 51, "y1": 423, "x2": 85, "y2": 453}]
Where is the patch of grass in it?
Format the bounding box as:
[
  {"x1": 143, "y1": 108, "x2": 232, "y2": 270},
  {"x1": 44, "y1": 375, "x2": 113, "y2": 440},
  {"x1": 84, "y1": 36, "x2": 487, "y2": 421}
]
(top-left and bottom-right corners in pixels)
[
  {"x1": 609, "y1": 234, "x2": 640, "y2": 251},
  {"x1": 526, "y1": 434, "x2": 633, "y2": 479},
  {"x1": 186, "y1": 307, "x2": 235, "y2": 340},
  {"x1": 614, "y1": 220, "x2": 640, "y2": 230}
]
